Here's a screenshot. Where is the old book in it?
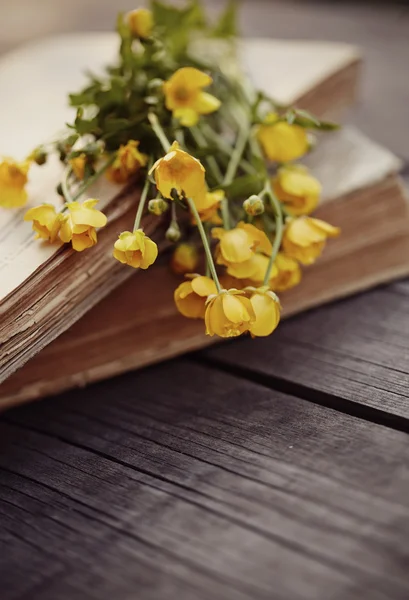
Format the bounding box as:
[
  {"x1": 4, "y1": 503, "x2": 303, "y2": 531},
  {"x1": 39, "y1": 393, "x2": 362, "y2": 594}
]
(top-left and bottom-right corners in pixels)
[
  {"x1": 0, "y1": 33, "x2": 361, "y2": 386},
  {"x1": 1, "y1": 127, "x2": 408, "y2": 409}
]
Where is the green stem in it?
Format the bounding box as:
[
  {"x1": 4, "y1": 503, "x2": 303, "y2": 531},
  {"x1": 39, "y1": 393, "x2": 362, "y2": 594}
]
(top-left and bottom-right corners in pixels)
[
  {"x1": 191, "y1": 126, "x2": 223, "y2": 184},
  {"x1": 148, "y1": 112, "x2": 171, "y2": 152},
  {"x1": 61, "y1": 166, "x2": 74, "y2": 203},
  {"x1": 71, "y1": 154, "x2": 116, "y2": 202},
  {"x1": 201, "y1": 125, "x2": 256, "y2": 175},
  {"x1": 186, "y1": 197, "x2": 221, "y2": 293},
  {"x1": 133, "y1": 161, "x2": 153, "y2": 231},
  {"x1": 223, "y1": 123, "x2": 251, "y2": 187},
  {"x1": 220, "y1": 122, "x2": 250, "y2": 230},
  {"x1": 263, "y1": 180, "x2": 284, "y2": 286},
  {"x1": 204, "y1": 222, "x2": 211, "y2": 278}
]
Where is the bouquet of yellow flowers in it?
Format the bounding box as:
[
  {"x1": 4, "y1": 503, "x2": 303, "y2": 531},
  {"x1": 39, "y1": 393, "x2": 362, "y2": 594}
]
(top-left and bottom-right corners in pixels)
[{"x1": 0, "y1": 0, "x2": 340, "y2": 340}]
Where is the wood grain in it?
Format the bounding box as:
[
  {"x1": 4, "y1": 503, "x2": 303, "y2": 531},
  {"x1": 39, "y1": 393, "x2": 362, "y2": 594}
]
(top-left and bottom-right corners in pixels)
[
  {"x1": 201, "y1": 283, "x2": 409, "y2": 425},
  {"x1": 1, "y1": 360, "x2": 409, "y2": 600}
]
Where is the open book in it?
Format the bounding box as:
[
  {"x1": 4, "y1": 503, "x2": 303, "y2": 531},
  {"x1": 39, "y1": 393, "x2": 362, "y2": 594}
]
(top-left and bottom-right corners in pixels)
[
  {"x1": 0, "y1": 33, "x2": 362, "y2": 386},
  {"x1": 1, "y1": 124, "x2": 408, "y2": 409}
]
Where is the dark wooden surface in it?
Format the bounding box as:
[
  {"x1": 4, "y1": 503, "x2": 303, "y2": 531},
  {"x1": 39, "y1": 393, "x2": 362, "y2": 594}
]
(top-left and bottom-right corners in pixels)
[{"x1": 1, "y1": 1, "x2": 409, "y2": 599}]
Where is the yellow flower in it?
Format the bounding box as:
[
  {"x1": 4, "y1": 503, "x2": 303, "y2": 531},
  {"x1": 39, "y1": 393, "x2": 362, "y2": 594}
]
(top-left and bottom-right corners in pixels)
[
  {"x1": 163, "y1": 67, "x2": 221, "y2": 127},
  {"x1": 194, "y1": 189, "x2": 224, "y2": 223},
  {"x1": 113, "y1": 229, "x2": 158, "y2": 269},
  {"x1": 0, "y1": 158, "x2": 29, "y2": 208},
  {"x1": 273, "y1": 165, "x2": 321, "y2": 216},
  {"x1": 70, "y1": 154, "x2": 86, "y2": 180},
  {"x1": 248, "y1": 288, "x2": 281, "y2": 337},
  {"x1": 127, "y1": 8, "x2": 153, "y2": 38},
  {"x1": 24, "y1": 204, "x2": 61, "y2": 242},
  {"x1": 270, "y1": 252, "x2": 301, "y2": 291},
  {"x1": 150, "y1": 141, "x2": 206, "y2": 206},
  {"x1": 258, "y1": 113, "x2": 309, "y2": 163},
  {"x1": 205, "y1": 289, "x2": 256, "y2": 338},
  {"x1": 106, "y1": 141, "x2": 148, "y2": 184},
  {"x1": 219, "y1": 274, "x2": 246, "y2": 290},
  {"x1": 213, "y1": 221, "x2": 272, "y2": 264},
  {"x1": 174, "y1": 275, "x2": 217, "y2": 319},
  {"x1": 282, "y1": 216, "x2": 340, "y2": 265},
  {"x1": 171, "y1": 243, "x2": 199, "y2": 275},
  {"x1": 227, "y1": 252, "x2": 278, "y2": 284},
  {"x1": 59, "y1": 199, "x2": 107, "y2": 252}
]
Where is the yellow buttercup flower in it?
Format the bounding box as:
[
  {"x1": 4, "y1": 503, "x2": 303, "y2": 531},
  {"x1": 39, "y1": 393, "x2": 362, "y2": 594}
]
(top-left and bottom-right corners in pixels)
[
  {"x1": 171, "y1": 243, "x2": 199, "y2": 275},
  {"x1": 213, "y1": 221, "x2": 272, "y2": 264},
  {"x1": 258, "y1": 113, "x2": 309, "y2": 163},
  {"x1": 270, "y1": 252, "x2": 301, "y2": 291},
  {"x1": 227, "y1": 252, "x2": 278, "y2": 284},
  {"x1": 106, "y1": 141, "x2": 148, "y2": 184},
  {"x1": 59, "y1": 199, "x2": 107, "y2": 252},
  {"x1": 0, "y1": 158, "x2": 29, "y2": 208},
  {"x1": 194, "y1": 189, "x2": 224, "y2": 223},
  {"x1": 273, "y1": 165, "x2": 321, "y2": 216},
  {"x1": 219, "y1": 274, "x2": 246, "y2": 290},
  {"x1": 113, "y1": 229, "x2": 158, "y2": 269},
  {"x1": 150, "y1": 141, "x2": 206, "y2": 206},
  {"x1": 248, "y1": 288, "x2": 281, "y2": 337},
  {"x1": 205, "y1": 289, "x2": 256, "y2": 338},
  {"x1": 70, "y1": 154, "x2": 86, "y2": 180},
  {"x1": 174, "y1": 275, "x2": 217, "y2": 319},
  {"x1": 282, "y1": 216, "x2": 340, "y2": 265},
  {"x1": 24, "y1": 204, "x2": 61, "y2": 242},
  {"x1": 163, "y1": 67, "x2": 221, "y2": 127},
  {"x1": 127, "y1": 8, "x2": 153, "y2": 38}
]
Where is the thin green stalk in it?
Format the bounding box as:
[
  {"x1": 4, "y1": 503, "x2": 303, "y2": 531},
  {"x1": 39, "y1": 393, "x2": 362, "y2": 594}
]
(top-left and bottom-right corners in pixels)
[
  {"x1": 133, "y1": 160, "x2": 153, "y2": 231},
  {"x1": 220, "y1": 122, "x2": 250, "y2": 230},
  {"x1": 201, "y1": 124, "x2": 255, "y2": 175},
  {"x1": 204, "y1": 222, "x2": 211, "y2": 278},
  {"x1": 191, "y1": 126, "x2": 223, "y2": 184},
  {"x1": 148, "y1": 113, "x2": 171, "y2": 152},
  {"x1": 263, "y1": 180, "x2": 284, "y2": 286},
  {"x1": 223, "y1": 123, "x2": 250, "y2": 187},
  {"x1": 71, "y1": 154, "x2": 116, "y2": 202},
  {"x1": 61, "y1": 166, "x2": 74, "y2": 203},
  {"x1": 186, "y1": 197, "x2": 221, "y2": 293}
]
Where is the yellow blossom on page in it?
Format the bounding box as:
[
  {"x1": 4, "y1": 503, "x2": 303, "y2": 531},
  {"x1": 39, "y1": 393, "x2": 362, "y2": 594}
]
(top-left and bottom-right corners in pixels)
[
  {"x1": 113, "y1": 229, "x2": 158, "y2": 269},
  {"x1": 282, "y1": 216, "x2": 340, "y2": 265},
  {"x1": 59, "y1": 199, "x2": 107, "y2": 252},
  {"x1": 163, "y1": 67, "x2": 221, "y2": 127},
  {"x1": 0, "y1": 158, "x2": 30, "y2": 208}
]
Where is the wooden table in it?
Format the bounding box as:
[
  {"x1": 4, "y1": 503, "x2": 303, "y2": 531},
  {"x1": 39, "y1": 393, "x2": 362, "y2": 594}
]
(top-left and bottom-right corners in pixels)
[{"x1": 1, "y1": 2, "x2": 409, "y2": 599}]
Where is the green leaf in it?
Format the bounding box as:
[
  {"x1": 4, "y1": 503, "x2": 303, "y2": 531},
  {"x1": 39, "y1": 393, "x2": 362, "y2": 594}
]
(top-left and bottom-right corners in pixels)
[
  {"x1": 72, "y1": 115, "x2": 100, "y2": 136},
  {"x1": 220, "y1": 172, "x2": 265, "y2": 200},
  {"x1": 288, "y1": 108, "x2": 339, "y2": 131},
  {"x1": 212, "y1": 0, "x2": 238, "y2": 38}
]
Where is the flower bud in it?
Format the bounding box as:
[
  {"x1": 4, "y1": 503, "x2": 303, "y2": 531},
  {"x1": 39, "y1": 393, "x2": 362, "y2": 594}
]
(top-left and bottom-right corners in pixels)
[
  {"x1": 147, "y1": 78, "x2": 164, "y2": 92},
  {"x1": 171, "y1": 243, "x2": 199, "y2": 275},
  {"x1": 165, "y1": 221, "x2": 181, "y2": 243},
  {"x1": 127, "y1": 8, "x2": 153, "y2": 39},
  {"x1": 30, "y1": 147, "x2": 47, "y2": 166},
  {"x1": 148, "y1": 198, "x2": 169, "y2": 216},
  {"x1": 243, "y1": 195, "x2": 265, "y2": 216}
]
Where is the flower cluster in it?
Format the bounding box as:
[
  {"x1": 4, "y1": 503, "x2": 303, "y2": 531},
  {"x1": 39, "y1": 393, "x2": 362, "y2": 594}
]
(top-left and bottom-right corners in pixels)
[{"x1": 0, "y1": 0, "x2": 340, "y2": 340}]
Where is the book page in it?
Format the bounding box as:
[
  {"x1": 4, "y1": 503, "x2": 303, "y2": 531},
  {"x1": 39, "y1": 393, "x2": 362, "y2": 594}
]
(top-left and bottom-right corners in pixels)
[
  {"x1": 0, "y1": 33, "x2": 359, "y2": 301},
  {"x1": 306, "y1": 127, "x2": 402, "y2": 202},
  {"x1": 0, "y1": 35, "x2": 122, "y2": 301}
]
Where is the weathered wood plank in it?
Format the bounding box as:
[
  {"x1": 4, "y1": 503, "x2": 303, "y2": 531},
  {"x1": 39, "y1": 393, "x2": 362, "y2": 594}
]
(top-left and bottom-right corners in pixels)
[
  {"x1": 1, "y1": 361, "x2": 409, "y2": 600},
  {"x1": 201, "y1": 285, "x2": 409, "y2": 424}
]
